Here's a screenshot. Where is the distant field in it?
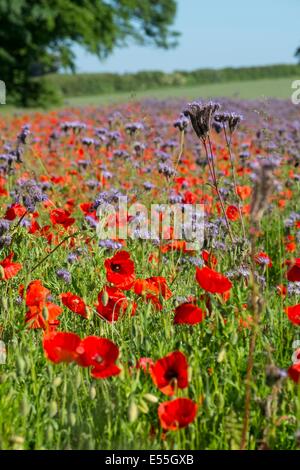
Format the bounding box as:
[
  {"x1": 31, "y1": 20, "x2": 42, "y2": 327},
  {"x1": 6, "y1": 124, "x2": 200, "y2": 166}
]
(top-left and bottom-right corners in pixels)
[
  {"x1": 0, "y1": 76, "x2": 298, "y2": 114},
  {"x1": 65, "y1": 76, "x2": 299, "y2": 107}
]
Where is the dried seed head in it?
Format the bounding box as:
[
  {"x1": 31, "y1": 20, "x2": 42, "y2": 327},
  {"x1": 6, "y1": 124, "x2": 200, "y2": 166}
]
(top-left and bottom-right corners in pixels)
[
  {"x1": 215, "y1": 112, "x2": 243, "y2": 133},
  {"x1": 174, "y1": 113, "x2": 189, "y2": 132},
  {"x1": 183, "y1": 101, "x2": 221, "y2": 139}
]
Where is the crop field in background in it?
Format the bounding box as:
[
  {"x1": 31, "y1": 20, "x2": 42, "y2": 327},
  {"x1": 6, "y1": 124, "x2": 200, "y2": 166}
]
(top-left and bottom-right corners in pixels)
[
  {"x1": 66, "y1": 77, "x2": 298, "y2": 107},
  {"x1": 0, "y1": 95, "x2": 300, "y2": 450},
  {"x1": 0, "y1": 77, "x2": 298, "y2": 113}
]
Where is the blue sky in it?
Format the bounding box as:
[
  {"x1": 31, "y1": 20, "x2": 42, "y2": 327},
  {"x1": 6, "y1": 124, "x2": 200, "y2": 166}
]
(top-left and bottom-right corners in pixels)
[{"x1": 74, "y1": 0, "x2": 300, "y2": 73}]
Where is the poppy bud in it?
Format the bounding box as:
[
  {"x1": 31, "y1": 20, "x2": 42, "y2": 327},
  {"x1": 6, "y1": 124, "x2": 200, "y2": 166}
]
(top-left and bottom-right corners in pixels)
[
  {"x1": 53, "y1": 376, "x2": 62, "y2": 388},
  {"x1": 128, "y1": 401, "x2": 139, "y2": 422},
  {"x1": 46, "y1": 424, "x2": 54, "y2": 442},
  {"x1": 69, "y1": 412, "x2": 76, "y2": 427},
  {"x1": 49, "y1": 400, "x2": 58, "y2": 417},
  {"x1": 0, "y1": 373, "x2": 7, "y2": 384},
  {"x1": 9, "y1": 435, "x2": 24, "y2": 450},
  {"x1": 89, "y1": 385, "x2": 96, "y2": 400},
  {"x1": 217, "y1": 348, "x2": 226, "y2": 363},
  {"x1": 101, "y1": 289, "x2": 109, "y2": 307},
  {"x1": 16, "y1": 356, "x2": 26, "y2": 376},
  {"x1": 1, "y1": 296, "x2": 8, "y2": 312},
  {"x1": 143, "y1": 393, "x2": 159, "y2": 404},
  {"x1": 138, "y1": 399, "x2": 149, "y2": 414},
  {"x1": 42, "y1": 305, "x2": 49, "y2": 321},
  {"x1": 75, "y1": 371, "x2": 82, "y2": 389},
  {"x1": 20, "y1": 396, "x2": 30, "y2": 416}
]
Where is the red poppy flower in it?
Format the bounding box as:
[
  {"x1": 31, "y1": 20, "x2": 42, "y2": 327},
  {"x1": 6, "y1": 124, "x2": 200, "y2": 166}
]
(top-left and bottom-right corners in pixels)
[
  {"x1": 43, "y1": 331, "x2": 81, "y2": 363},
  {"x1": 174, "y1": 303, "x2": 205, "y2": 325},
  {"x1": 0, "y1": 186, "x2": 8, "y2": 197},
  {"x1": 202, "y1": 250, "x2": 217, "y2": 267},
  {"x1": 288, "y1": 363, "x2": 300, "y2": 383},
  {"x1": 4, "y1": 203, "x2": 27, "y2": 220},
  {"x1": 286, "y1": 242, "x2": 296, "y2": 253},
  {"x1": 150, "y1": 351, "x2": 188, "y2": 396},
  {"x1": 76, "y1": 336, "x2": 121, "y2": 379},
  {"x1": 287, "y1": 259, "x2": 300, "y2": 282},
  {"x1": 148, "y1": 277, "x2": 172, "y2": 299},
  {"x1": 0, "y1": 252, "x2": 22, "y2": 280},
  {"x1": 254, "y1": 252, "x2": 273, "y2": 267},
  {"x1": 50, "y1": 208, "x2": 75, "y2": 229},
  {"x1": 285, "y1": 305, "x2": 300, "y2": 325},
  {"x1": 61, "y1": 292, "x2": 87, "y2": 318},
  {"x1": 196, "y1": 266, "x2": 232, "y2": 294},
  {"x1": 183, "y1": 191, "x2": 197, "y2": 204},
  {"x1": 79, "y1": 202, "x2": 94, "y2": 214},
  {"x1": 104, "y1": 250, "x2": 135, "y2": 290},
  {"x1": 96, "y1": 286, "x2": 136, "y2": 322},
  {"x1": 134, "y1": 277, "x2": 172, "y2": 300},
  {"x1": 226, "y1": 205, "x2": 239, "y2": 221},
  {"x1": 236, "y1": 185, "x2": 252, "y2": 200},
  {"x1": 25, "y1": 302, "x2": 62, "y2": 330},
  {"x1": 28, "y1": 219, "x2": 41, "y2": 234},
  {"x1": 25, "y1": 280, "x2": 50, "y2": 307},
  {"x1": 160, "y1": 240, "x2": 191, "y2": 254},
  {"x1": 158, "y1": 397, "x2": 197, "y2": 430},
  {"x1": 276, "y1": 284, "x2": 287, "y2": 297}
]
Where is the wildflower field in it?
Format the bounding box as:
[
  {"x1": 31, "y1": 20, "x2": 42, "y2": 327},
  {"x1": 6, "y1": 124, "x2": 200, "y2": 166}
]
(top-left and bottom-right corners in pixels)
[{"x1": 1, "y1": 97, "x2": 300, "y2": 451}]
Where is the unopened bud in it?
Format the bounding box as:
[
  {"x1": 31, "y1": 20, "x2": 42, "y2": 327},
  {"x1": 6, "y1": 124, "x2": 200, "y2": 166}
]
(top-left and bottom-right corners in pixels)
[
  {"x1": 89, "y1": 385, "x2": 96, "y2": 400},
  {"x1": 49, "y1": 400, "x2": 58, "y2": 417},
  {"x1": 16, "y1": 356, "x2": 26, "y2": 376},
  {"x1": 143, "y1": 393, "x2": 159, "y2": 404},
  {"x1": 138, "y1": 400, "x2": 149, "y2": 414},
  {"x1": 101, "y1": 289, "x2": 109, "y2": 306},
  {"x1": 20, "y1": 396, "x2": 30, "y2": 416},
  {"x1": 69, "y1": 412, "x2": 76, "y2": 427},
  {"x1": 128, "y1": 401, "x2": 139, "y2": 423},
  {"x1": 53, "y1": 376, "x2": 62, "y2": 388}
]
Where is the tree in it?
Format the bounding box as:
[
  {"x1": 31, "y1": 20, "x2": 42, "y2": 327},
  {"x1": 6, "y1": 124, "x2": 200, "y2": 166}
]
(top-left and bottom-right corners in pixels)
[
  {"x1": 296, "y1": 46, "x2": 300, "y2": 63},
  {"x1": 0, "y1": 0, "x2": 178, "y2": 106}
]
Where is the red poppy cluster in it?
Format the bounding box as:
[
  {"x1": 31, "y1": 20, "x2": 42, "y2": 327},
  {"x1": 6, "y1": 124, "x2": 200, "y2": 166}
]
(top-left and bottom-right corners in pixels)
[
  {"x1": 43, "y1": 331, "x2": 120, "y2": 379},
  {"x1": 144, "y1": 350, "x2": 198, "y2": 430}
]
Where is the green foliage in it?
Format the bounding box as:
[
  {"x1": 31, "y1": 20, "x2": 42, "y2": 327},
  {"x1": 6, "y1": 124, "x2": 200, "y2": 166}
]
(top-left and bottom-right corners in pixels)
[
  {"x1": 45, "y1": 64, "x2": 300, "y2": 99},
  {"x1": 0, "y1": 0, "x2": 178, "y2": 106}
]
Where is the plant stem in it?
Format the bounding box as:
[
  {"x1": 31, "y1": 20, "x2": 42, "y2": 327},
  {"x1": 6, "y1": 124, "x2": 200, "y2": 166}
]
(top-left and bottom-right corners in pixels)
[
  {"x1": 240, "y1": 229, "x2": 260, "y2": 450},
  {"x1": 223, "y1": 125, "x2": 246, "y2": 241},
  {"x1": 203, "y1": 136, "x2": 234, "y2": 243}
]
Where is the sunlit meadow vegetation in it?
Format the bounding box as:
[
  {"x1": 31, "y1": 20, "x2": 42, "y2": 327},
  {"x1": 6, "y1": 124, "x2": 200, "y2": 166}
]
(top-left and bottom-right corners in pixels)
[{"x1": 0, "y1": 98, "x2": 300, "y2": 450}]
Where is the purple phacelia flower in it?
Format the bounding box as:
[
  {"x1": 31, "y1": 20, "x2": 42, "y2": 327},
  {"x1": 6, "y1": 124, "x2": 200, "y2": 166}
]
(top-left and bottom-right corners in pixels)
[{"x1": 56, "y1": 269, "x2": 72, "y2": 284}]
